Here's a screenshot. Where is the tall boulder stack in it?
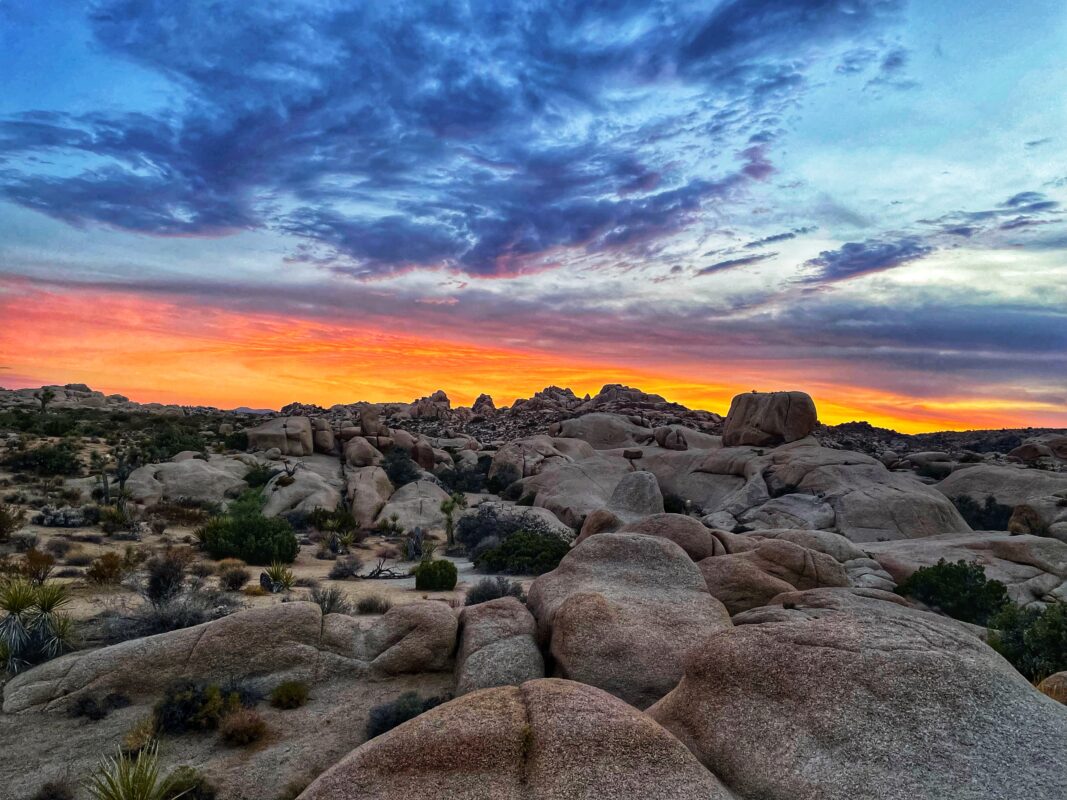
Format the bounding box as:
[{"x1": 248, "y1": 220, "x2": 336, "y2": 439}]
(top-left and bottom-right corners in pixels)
[{"x1": 722, "y1": 390, "x2": 817, "y2": 447}]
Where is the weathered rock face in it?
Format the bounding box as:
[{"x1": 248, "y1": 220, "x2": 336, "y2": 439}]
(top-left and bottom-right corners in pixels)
[
  {"x1": 1040, "y1": 672, "x2": 1067, "y2": 704},
  {"x1": 375, "y1": 480, "x2": 450, "y2": 532},
  {"x1": 125, "y1": 456, "x2": 250, "y2": 506},
  {"x1": 246, "y1": 416, "x2": 314, "y2": 456},
  {"x1": 344, "y1": 436, "x2": 384, "y2": 468},
  {"x1": 456, "y1": 598, "x2": 544, "y2": 695},
  {"x1": 648, "y1": 588, "x2": 1067, "y2": 800},
  {"x1": 697, "y1": 535, "x2": 851, "y2": 614},
  {"x1": 549, "y1": 413, "x2": 654, "y2": 450},
  {"x1": 936, "y1": 464, "x2": 1067, "y2": 540},
  {"x1": 471, "y1": 393, "x2": 496, "y2": 416},
  {"x1": 262, "y1": 467, "x2": 343, "y2": 517},
  {"x1": 527, "y1": 533, "x2": 732, "y2": 709},
  {"x1": 409, "y1": 389, "x2": 452, "y2": 419},
  {"x1": 722, "y1": 391, "x2": 817, "y2": 447},
  {"x1": 864, "y1": 532, "x2": 1067, "y2": 607},
  {"x1": 748, "y1": 528, "x2": 896, "y2": 591},
  {"x1": 614, "y1": 513, "x2": 724, "y2": 561},
  {"x1": 737, "y1": 492, "x2": 836, "y2": 530},
  {"x1": 299, "y1": 679, "x2": 734, "y2": 800},
  {"x1": 488, "y1": 435, "x2": 594, "y2": 483},
  {"x1": 2, "y1": 601, "x2": 458, "y2": 714},
  {"x1": 346, "y1": 466, "x2": 394, "y2": 528},
  {"x1": 518, "y1": 453, "x2": 632, "y2": 529},
  {"x1": 701, "y1": 441, "x2": 971, "y2": 542}
]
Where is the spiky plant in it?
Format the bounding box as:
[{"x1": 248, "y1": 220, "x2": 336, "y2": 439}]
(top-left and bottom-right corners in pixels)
[
  {"x1": 84, "y1": 743, "x2": 185, "y2": 800},
  {"x1": 0, "y1": 579, "x2": 75, "y2": 673},
  {"x1": 265, "y1": 562, "x2": 295, "y2": 591}
]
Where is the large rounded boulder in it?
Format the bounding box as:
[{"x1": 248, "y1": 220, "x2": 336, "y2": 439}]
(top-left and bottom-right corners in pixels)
[
  {"x1": 527, "y1": 533, "x2": 731, "y2": 709},
  {"x1": 298, "y1": 679, "x2": 733, "y2": 800},
  {"x1": 649, "y1": 588, "x2": 1067, "y2": 800}
]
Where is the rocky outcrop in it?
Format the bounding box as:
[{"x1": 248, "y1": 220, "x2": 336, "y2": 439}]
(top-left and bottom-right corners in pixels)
[
  {"x1": 648, "y1": 588, "x2": 1067, "y2": 800},
  {"x1": 527, "y1": 533, "x2": 732, "y2": 708},
  {"x1": 299, "y1": 679, "x2": 733, "y2": 800},
  {"x1": 374, "y1": 480, "x2": 450, "y2": 532},
  {"x1": 549, "y1": 413, "x2": 654, "y2": 450},
  {"x1": 517, "y1": 453, "x2": 632, "y2": 529},
  {"x1": 344, "y1": 436, "x2": 384, "y2": 468},
  {"x1": 936, "y1": 464, "x2": 1067, "y2": 539},
  {"x1": 722, "y1": 390, "x2": 817, "y2": 447},
  {"x1": 346, "y1": 466, "x2": 394, "y2": 528},
  {"x1": 488, "y1": 436, "x2": 594, "y2": 483},
  {"x1": 456, "y1": 597, "x2": 544, "y2": 695},
  {"x1": 262, "y1": 467, "x2": 343, "y2": 517},
  {"x1": 410, "y1": 390, "x2": 452, "y2": 420},
  {"x1": 125, "y1": 456, "x2": 251, "y2": 506},
  {"x1": 246, "y1": 416, "x2": 314, "y2": 456},
  {"x1": 864, "y1": 532, "x2": 1067, "y2": 607},
  {"x1": 2, "y1": 601, "x2": 458, "y2": 713}
]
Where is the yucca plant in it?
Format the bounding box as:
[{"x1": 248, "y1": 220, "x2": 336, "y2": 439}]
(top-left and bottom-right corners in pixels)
[
  {"x1": 0, "y1": 578, "x2": 75, "y2": 673},
  {"x1": 84, "y1": 743, "x2": 186, "y2": 800},
  {"x1": 265, "y1": 561, "x2": 295, "y2": 592}
]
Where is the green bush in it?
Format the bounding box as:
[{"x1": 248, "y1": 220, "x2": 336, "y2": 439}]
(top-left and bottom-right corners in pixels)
[
  {"x1": 85, "y1": 743, "x2": 181, "y2": 800},
  {"x1": 3, "y1": 442, "x2": 82, "y2": 476},
  {"x1": 413, "y1": 559, "x2": 458, "y2": 591},
  {"x1": 162, "y1": 766, "x2": 216, "y2": 800},
  {"x1": 894, "y1": 558, "x2": 1009, "y2": 625},
  {"x1": 472, "y1": 531, "x2": 569, "y2": 576},
  {"x1": 223, "y1": 430, "x2": 249, "y2": 452},
  {"x1": 455, "y1": 504, "x2": 559, "y2": 551},
  {"x1": 198, "y1": 506, "x2": 298, "y2": 565},
  {"x1": 270, "y1": 681, "x2": 309, "y2": 710},
  {"x1": 243, "y1": 464, "x2": 279, "y2": 488},
  {"x1": 366, "y1": 692, "x2": 449, "y2": 739},
  {"x1": 154, "y1": 681, "x2": 240, "y2": 734},
  {"x1": 143, "y1": 423, "x2": 204, "y2": 461},
  {"x1": 0, "y1": 501, "x2": 25, "y2": 542},
  {"x1": 465, "y1": 576, "x2": 526, "y2": 606},
  {"x1": 989, "y1": 602, "x2": 1067, "y2": 682},
  {"x1": 382, "y1": 448, "x2": 420, "y2": 487}
]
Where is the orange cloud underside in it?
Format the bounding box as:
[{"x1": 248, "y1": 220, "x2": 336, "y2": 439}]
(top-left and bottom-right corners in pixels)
[{"x1": 1, "y1": 285, "x2": 1063, "y2": 433}]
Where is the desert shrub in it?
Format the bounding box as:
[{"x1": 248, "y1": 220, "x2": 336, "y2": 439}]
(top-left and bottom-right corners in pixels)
[
  {"x1": 161, "y1": 767, "x2": 216, "y2": 800},
  {"x1": 356, "y1": 594, "x2": 392, "y2": 615},
  {"x1": 3, "y1": 442, "x2": 82, "y2": 476},
  {"x1": 663, "y1": 493, "x2": 688, "y2": 515},
  {"x1": 144, "y1": 550, "x2": 190, "y2": 607},
  {"x1": 413, "y1": 559, "x2": 458, "y2": 591},
  {"x1": 455, "y1": 504, "x2": 559, "y2": 551},
  {"x1": 101, "y1": 587, "x2": 238, "y2": 644},
  {"x1": 198, "y1": 506, "x2": 298, "y2": 565},
  {"x1": 29, "y1": 781, "x2": 75, "y2": 800},
  {"x1": 989, "y1": 601, "x2": 1067, "y2": 682},
  {"x1": 0, "y1": 501, "x2": 25, "y2": 541},
  {"x1": 382, "y1": 448, "x2": 420, "y2": 487},
  {"x1": 328, "y1": 556, "x2": 363, "y2": 580},
  {"x1": 218, "y1": 563, "x2": 251, "y2": 591},
  {"x1": 70, "y1": 692, "x2": 131, "y2": 722},
  {"x1": 87, "y1": 553, "x2": 127, "y2": 585},
  {"x1": 187, "y1": 560, "x2": 214, "y2": 579},
  {"x1": 952, "y1": 494, "x2": 1014, "y2": 530},
  {"x1": 66, "y1": 550, "x2": 93, "y2": 567},
  {"x1": 147, "y1": 499, "x2": 214, "y2": 527},
  {"x1": 307, "y1": 507, "x2": 358, "y2": 535},
  {"x1": 155, "y1": 681, "x2": 240, "y2": 734},
  {"x1": 264, "y1": 561, "x2": 296, "y2": 591},
  {"x1": 0, "y1": 579, "x2": 75, "y2": 673},
  {"x1": 473, "y1": 530, "x2": 569, "y2": 576},
  {"x1": 310, "y1": 585, "x2": 350, "y2": 614},
  {"x1": 142, "y1": 423, "x2": 204, "y2": 462},
  {"x1": 243, "y1": 464, "x2": 279, "y2": 489},
  {"x1": 270, "y1": 680, "x2": 309, "y2": 710},
  {"x1": 465, "y1": 576, "x2": 526, "y2": 606},
  {"x1": 366, "y1": 692, "x2": 449, "y2": 739},
  {"x1": 85, "y1": 743, "x2": 179, "y2": 800},
  {"x1": 439, "y1": 459, "x2": 489, "y2": 493},
  {"x1": 44, "y1": 537, "x2": 73, "y2": 558},
  {"x1": 223, "y1": 430, "x2": 250, "y2": 452},
  {"x1": 99, "y1": 505, "x2": 134, "y2": 535},
  {"x1": 219, "y1": 708, "x2": 267, "y2": 746},
  {"x1": 121, "y1": 716, "x2": 157, "y2": 756},
  {"x1": 894, "y1": 558, "x2": 1009, "y2": 625},
  {"x1": 22, "y1": 547, "x2": 56, "y2": 584}
]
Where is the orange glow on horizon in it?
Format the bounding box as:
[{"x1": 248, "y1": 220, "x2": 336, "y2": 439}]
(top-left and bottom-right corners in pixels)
[{"x1": 1, "y1": 284, "x2": 1064, "y2": 434}]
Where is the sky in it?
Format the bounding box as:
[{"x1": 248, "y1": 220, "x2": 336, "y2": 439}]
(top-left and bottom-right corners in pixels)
[{"x1": 1, "y1": 0, "x2": 1065, "y2": 431}]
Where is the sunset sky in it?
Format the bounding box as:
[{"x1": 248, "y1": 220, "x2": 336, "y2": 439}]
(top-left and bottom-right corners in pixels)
[{"x1": 1, "y1": 1, "x2": 1065, "y2": 432}]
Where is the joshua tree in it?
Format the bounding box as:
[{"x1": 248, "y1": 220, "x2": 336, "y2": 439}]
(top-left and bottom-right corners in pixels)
[
  {"x1": 90, "y1": 451, "x2": 112, "y2": 505},
  {"x1": 440, "y1": 492, "x2": 468, "y2": 547},
  {"x1": 112, "y1": 446, "x2": 142, "y2": 508},
  {"x1": 34, "y1": 387, "x2": 56, "y2": 414}
]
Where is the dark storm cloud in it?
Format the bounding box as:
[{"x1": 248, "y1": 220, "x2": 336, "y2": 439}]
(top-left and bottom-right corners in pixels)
[
  {"x1": 803, "y1": 236, "x2": 933, "y2": 282},
  {"x1": 0, "y1": 0, "x2": 906, "y2": 276}
]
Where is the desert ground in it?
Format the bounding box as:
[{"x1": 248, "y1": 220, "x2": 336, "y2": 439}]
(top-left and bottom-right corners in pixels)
[{"x1": 1, "y1": 382, "x2": 1066, "y2": 800}]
